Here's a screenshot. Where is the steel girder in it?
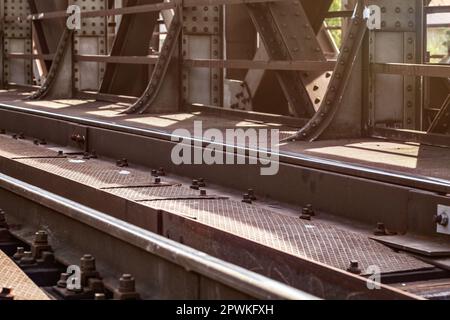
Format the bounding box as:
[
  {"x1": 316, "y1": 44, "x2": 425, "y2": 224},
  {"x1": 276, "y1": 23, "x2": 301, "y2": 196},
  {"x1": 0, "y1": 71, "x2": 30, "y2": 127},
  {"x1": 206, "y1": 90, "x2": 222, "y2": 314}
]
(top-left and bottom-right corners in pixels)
[
  {"x1": 100, "y1": 0, "x2": 162, "y2": 97},
  {"x1": 367, "y1": 0, "x2": 422, "y2": 131},
  {"x1": 3, "y1": 0, "x2": 33, "y2": 86},
  {"x1": 287, "y1": 0, "x2": 367, "y2": 141}
]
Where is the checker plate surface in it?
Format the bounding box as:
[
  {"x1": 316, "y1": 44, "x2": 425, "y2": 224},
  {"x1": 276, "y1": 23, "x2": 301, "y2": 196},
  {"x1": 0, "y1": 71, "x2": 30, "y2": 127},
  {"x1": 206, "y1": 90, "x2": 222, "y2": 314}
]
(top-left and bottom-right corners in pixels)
[
  {"x1": 0, "y1": 249, "x2": 49, "y2": 300},
  {"x1": 0, "y1": 135, "x2": 59, "y2": 159},
  {"x1": 17, "y1": 157, "x2": 156, "y2": 188},
  {"x1": 145, "y1": 199, "x2": 431, "y2": 275}
]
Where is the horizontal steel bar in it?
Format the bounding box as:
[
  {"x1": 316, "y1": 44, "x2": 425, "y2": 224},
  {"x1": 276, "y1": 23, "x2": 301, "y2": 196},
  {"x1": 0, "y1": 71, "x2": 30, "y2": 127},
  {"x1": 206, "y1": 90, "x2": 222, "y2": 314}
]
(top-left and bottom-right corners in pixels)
[
  {"x1": 425, "y1": 5, "x2": 450, "y2": 13},
  {"x1": 325, "y1": 10, "x2": 353, "y2": 18},
  {"x1": 183, "y1": 59, "x2": 336, "y2": 71},
  {"x1": 75, "y1": 54, "x2": 159, "y2": 64},
  {"x1": 5, "y1": 53, "x2": 54, "y2": 61},
  {"x1": 371, "y1": 63, "x2": 450, "y2": 78},
  {"x1": 0, "y1": 172, "x2": 316, "y2": 300},
  {"x1": 10, "y1": 0, "x2": 289, "y2": 22}
]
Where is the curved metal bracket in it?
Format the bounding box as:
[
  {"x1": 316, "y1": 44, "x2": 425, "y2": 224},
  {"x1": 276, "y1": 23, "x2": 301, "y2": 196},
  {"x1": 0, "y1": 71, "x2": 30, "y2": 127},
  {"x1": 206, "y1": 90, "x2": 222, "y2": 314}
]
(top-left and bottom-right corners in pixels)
[
  {"x1": 28, "y1": 28, "x2": 73, "y2": 100},
  {"x1": 285, "y1": 1, "x2": 367, "y2": 142},
  {"x1": 122, "y1": 10, "x2": 182, "y2": 115}
]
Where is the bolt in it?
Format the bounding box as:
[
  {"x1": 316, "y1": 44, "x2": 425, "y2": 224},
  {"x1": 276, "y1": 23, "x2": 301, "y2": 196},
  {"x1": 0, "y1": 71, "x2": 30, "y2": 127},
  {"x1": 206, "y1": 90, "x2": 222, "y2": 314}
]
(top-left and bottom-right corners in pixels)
[
  {"x1": 305, "y1": 204, "x2": 315, "y2": 216},
  {"x1": 0, "y1": 210, "x2": 7, "y2": 228},
  {"x1": 190, "y1": 180, "x2": 200, "y2": 190},
  {"x1": 13, "y1": 247, "x2": 25, "y2": 261},
  {"x1": 57, "y1": 273, "x2": 69, "y2": 288},
  {"x1": 374, "y1": 222, "x2": 387, "y2": 236},
  {"x1": 34, "y1": 230, "x2": 48, "y2": 245},
  {"x1": 200, "y1": 189, "x2": 207, "y2": 197},
  {"x1": 154, "y1": 177, "x2": 161, "y2": 184},
  {"x1": 198, "y1": 178, "x2": 206, "y2": 188},
  {"x1": 0, "y1": 287, "x2": 14, "y2": 300},
  {"x1": 248, "y1": 189, "x2": 257, "y2": 201},
  {"x1": 58, "y1": 150, "x2": 64, "y2": 156},
  {"x1": 33, "y1": 139, "x2": 39, "y2": 145},
  {"x1": 116, "y1": 159, "x2": 128, "y2": 168},
  {"x1": 300, "y1": 207, "x2": 312, "y2": 221},
  {"x1": 435, "y1": 213, "x2": 449, "y2": 227},
  {"x1": 20, "y1": 251, "x2": 35, "y2": 265},
  {"x1": 242, "y1": 194, "x2": 252, "y2": 204},
  {"x1": 119, "y1": 274, "x2": 136, "y2": 293},
  {"x1": 157, "y1": 167, "x2": 166, "y2": 176},
  {"x1": 151, "y1": 169, "x2": 158, "y2": 177},
  {"x1": 80, "y1": 254, "x2": 96, "y2": 272},
  {"x1": 347, "y1": 260, "x2": 362, "y2": 275}
]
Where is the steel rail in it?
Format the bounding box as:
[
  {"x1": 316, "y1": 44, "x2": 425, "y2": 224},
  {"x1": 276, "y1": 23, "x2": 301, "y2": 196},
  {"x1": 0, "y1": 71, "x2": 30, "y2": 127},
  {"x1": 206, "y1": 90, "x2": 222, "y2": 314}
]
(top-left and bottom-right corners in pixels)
[
  {"x1": 0, "y1": 102, "x2": 449, "y2": 195},
  {"x1": 0, "y1": 172, "x2": 318, "y2": 300}
]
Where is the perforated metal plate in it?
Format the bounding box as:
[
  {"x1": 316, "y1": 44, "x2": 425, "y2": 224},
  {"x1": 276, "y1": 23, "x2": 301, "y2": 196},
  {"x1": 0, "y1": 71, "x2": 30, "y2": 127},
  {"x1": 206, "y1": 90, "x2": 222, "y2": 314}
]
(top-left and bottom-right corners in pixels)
[
  {"x1": 145, "y1": 199, "x2": 431, "y2": 275},
  {"x1": 106, "y1": 185, "x2": 227, "y2": 201},
  {"x1": 0, "y1": 135, "x2": 59, "y2": 159},
  {"x1": 17, "y1": 157, "x2": 156, "y2": 188},
  {"x1": 0, "y1": 249, "x2": 50, "y2": 300}
]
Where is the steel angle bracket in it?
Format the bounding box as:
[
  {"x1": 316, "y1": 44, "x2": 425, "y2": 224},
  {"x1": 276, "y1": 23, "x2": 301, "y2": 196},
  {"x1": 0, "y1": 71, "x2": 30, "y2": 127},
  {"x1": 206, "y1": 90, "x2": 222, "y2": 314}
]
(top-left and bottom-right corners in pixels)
[
  {"x1": 27, "y1": 28, "x2": 74, "y2": 100},
  {"x1": 122, "y1": 8, "x2": 182, "y2": 115},
  {"x1": 285, "y1": 0, "x2": 368, "y2": 142}
]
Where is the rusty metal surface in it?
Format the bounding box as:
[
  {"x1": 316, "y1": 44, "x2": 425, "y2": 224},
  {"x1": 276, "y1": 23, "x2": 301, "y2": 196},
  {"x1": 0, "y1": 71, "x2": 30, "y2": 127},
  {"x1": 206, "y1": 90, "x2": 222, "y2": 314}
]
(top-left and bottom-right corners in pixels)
[
  {"x1": 0, "y1": 249, "x2": 50, "y2": 300},
  {"x1": 0, "y1": 135, "x2": 59, "y2": 159},
  {"x1": 145, "y1": 199, "x2": 431, "y2": 275},
  {"x1": 17, "y1": 157, "x2": 156, "y2": 189}
]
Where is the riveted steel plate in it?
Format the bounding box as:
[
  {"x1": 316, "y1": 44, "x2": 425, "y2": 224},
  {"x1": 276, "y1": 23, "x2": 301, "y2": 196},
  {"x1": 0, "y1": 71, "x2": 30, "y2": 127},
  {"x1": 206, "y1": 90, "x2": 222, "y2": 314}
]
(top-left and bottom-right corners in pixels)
[
  {"x1": 0, "y1": 249, "x2": 50, "y2": 300},
  {"x1": 17, "y1": 157, "x2": 156, "y2": 189},
  {"x1": 106, "y1": 185, "x2": 228, "y2": 202},
  {"x1": 0, "y1": 135, "x2": 60, "y2": 159},
  {"x1": 145, "y1": 199, "x2": 431, "y2": 275}
]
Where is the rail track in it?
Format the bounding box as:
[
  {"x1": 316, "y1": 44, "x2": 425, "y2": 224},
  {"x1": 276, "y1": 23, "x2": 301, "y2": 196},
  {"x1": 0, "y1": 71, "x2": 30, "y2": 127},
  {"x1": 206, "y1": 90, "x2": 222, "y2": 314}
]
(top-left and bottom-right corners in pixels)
[
  {"x1": 0, "y1": 172, "x2": 317, "y2": 300},
  {"x1": 1, "y1": 100, "x2": 450, "y2": 300}
]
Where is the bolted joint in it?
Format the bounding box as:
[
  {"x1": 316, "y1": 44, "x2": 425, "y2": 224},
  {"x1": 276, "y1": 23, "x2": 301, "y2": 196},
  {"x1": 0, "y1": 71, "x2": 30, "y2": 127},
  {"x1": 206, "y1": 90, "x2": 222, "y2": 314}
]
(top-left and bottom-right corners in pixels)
[
  {"x1": 435, "y1": 213, "x2": 449, "y2": 227},
  {"x1": 300, "y1": 207, "x2": 312, "y2": 221},
  {"x1": 70, "y1": 133, "x2": 86, "y2": 144},
  {"x1": 242, "y1": 194, "x2": 252, "y2": 204},
  {"x1": 13, "y1": 247, "x2": 25, "y2": 262},
  {"x1": 0, "y1": 287, "x2": 14, "y2": 301},
  {"x1": 80, "y1": 254, "x2": 96, "y2": 272},
  {"x1": 248, "y1": 189, "x2": 257, "y2": 201},
  {"x1": 190, "y1": 179, "x2": 200, "y2": 190},
  {"x1": 113, "y1": 274, "x2": 140, "y2": 300},
  {"x1": 19, "y1": 251, "x2": 36, "y2": 267},
  {"x1": 347, "y1": 260, "x2": 362, "y2": 275},
  {"x1": 373, "y1": 222, "x2": 387, "y2": 236},
  {"x1": 116, "y1": 158, "x2": 129, "y2": 168},
  {"x1": 0, "y1": 209, "x2": 8, "y2": 229}
]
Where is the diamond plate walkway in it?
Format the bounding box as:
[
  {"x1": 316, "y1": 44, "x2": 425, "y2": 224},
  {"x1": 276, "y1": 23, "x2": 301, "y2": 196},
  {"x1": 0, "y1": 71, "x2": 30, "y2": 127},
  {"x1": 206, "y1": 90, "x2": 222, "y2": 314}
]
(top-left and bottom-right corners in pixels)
[{"x1": 0, "y1": 249, "x2": 49, "y2": 300}]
